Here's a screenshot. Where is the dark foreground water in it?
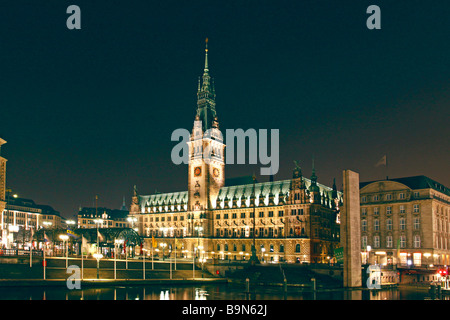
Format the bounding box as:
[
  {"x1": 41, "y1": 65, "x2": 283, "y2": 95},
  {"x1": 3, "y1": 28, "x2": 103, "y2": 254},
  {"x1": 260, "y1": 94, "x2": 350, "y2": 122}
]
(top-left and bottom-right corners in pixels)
[{"x1": 0, "y1": 283, "x2": 444, "y2": 300}]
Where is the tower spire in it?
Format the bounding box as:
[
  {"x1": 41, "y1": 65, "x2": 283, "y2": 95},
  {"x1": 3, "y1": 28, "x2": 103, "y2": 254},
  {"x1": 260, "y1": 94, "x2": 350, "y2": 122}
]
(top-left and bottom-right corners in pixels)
[
  {"x1": 196, "y1": 37, "x2": 217, "y2": 132},
  {"x1": 204, "y1": 37, "x2": 209, "y2": 73}
]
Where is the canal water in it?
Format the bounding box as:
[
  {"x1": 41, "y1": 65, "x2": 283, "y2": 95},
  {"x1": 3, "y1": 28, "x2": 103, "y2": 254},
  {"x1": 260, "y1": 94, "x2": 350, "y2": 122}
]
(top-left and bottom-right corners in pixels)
[{"x1": 0, "y1": 283, "x2": 442, "y2": 300}]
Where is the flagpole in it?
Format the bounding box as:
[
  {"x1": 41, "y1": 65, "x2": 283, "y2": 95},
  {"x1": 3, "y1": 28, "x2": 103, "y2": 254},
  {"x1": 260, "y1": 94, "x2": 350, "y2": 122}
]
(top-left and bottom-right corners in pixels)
[
  {"x1": 175, "y1": 236, "x2": 177, "y2": 271},
  {"x1": 193, "y1": 248, "x2": 195, "y2": 279},
  {"x1": 43, "y1": 236, "x2": 46, "y2": 280},
  {"x1": 386, "y1": 154, "x2": 389, "y2": 180},
  {"x1": 81, "y1": 243, "x2": 84, "y2": 280},
  {"x1": 30, "y1": 229, "x2": 33, "y2": 268},
  {"x1": 114, "y1": 239, "x2": 117, "y2": 280}
]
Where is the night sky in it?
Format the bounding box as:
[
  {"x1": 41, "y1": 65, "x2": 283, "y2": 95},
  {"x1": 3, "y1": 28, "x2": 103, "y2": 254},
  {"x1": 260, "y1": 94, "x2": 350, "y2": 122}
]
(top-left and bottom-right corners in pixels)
[{"x1": 0, "y1": 1, "x2": 449, "y2": 219}]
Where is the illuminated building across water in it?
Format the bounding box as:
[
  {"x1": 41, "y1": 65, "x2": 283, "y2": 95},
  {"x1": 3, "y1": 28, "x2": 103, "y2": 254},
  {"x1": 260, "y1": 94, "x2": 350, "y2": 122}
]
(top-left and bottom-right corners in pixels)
[{"x1": 129, "y1": 41, "x2": 342, "y2": 263}]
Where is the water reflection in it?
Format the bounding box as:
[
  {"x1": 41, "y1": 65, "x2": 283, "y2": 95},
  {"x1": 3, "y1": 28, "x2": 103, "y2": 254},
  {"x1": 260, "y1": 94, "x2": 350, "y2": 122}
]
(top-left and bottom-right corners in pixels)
[{"x1": 0, "y1": 284, "x2": 446, "y2": 300}]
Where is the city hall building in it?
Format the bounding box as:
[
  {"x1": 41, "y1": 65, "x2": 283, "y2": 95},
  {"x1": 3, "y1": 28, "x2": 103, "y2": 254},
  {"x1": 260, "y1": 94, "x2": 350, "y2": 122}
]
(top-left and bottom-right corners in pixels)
[{"x1": 129, "y1": 41, "x2": 342, "y2": 264}]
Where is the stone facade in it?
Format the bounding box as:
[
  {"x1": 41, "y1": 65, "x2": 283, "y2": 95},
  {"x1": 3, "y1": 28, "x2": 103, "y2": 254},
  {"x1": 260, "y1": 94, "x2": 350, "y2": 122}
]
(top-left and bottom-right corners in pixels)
[
  {"x1": 129, "y1": 41, "x2": 341, "y2": 264},
  {"x1": 360, "y1": 176, "x2": 450, "y2": 266}
]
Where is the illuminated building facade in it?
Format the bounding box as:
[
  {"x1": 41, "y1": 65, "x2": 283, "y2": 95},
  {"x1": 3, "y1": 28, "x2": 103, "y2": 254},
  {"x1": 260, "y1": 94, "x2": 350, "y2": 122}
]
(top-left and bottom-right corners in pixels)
[
  {"x1": 130, "y1": 41, "x2": 342, "y2": 263},
  {"x1": 360, "y1": 176, "x2": 450, "y2": 267},
  {"x1": 1, "y1": 196, "x2": 62, "y2": 248},
  {"x1": 77, "y1": 205, "x2": 132, "y2": 230}
]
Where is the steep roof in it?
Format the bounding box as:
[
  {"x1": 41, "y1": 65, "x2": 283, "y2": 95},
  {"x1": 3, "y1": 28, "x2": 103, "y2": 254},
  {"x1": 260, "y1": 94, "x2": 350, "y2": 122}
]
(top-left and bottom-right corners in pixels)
[{"x1": 138, "y1": 176, "x2": 342, "y2": 210}]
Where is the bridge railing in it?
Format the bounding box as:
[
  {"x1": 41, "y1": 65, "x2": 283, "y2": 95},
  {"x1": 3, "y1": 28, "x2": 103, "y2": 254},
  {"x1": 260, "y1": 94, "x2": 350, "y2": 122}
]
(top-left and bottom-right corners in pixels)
[{"x1": 0, "y1": 249, "x2": 43, "y2": 257}]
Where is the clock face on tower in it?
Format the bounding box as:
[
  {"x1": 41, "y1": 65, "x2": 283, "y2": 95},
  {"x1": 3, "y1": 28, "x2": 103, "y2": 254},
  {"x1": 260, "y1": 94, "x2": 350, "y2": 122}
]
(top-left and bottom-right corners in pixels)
[
  {"x1": 213, "y1": 167, "x2": 220, "y2": 178},
  {"x1": 194, "y1": 167, "x2": 201, "y2": 177}
]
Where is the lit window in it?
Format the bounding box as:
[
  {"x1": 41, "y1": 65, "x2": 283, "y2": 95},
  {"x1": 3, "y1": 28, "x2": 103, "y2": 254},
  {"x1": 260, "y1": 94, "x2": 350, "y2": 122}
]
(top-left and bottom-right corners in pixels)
[
  {"x1": 414, "y1": 235, "x2": 421, "y2": 248},
  {"x1": 400, "y1": 236, "x2": 406, "y2": 248},
  {"x1": 414, "y1": 218, "x2": 420, "y2": 230},
  {"x1": 373, "y1": 236, "x2": 380, "y2": 248},
  {"x1": 374, "y1": 219, "x2": 379, "y2": 231},
  {"x1": 386, "y1": 236, "x2": 393, "y2": 248},
  {"x1": 400, "y1": 218, "x2": 406, "y2": 230},
  {"x1": 386, "y1": 219, "x2": 393, "y2": 231}
]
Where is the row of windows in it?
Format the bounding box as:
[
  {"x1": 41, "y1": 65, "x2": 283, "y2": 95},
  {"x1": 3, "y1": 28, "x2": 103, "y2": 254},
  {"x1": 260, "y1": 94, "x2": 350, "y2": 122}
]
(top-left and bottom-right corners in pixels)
[
  {"x1": 80, "y1": 219, "x2": 128, "y2": 227},
  {"x1": 362, "y1": 217, "x2": 421, "y2": 231},
  {"x1": 216, "y1": 211, "x2": 285, "y2": 219},
  {"x1": 147, "y1": 226, "x2": 309, "y2": 239},
  {"x1": 216, "y1": 243, "x2": 304, "y2": 253},
  {"x1": 361, "y1": 204, "x2": 420, "y2": 215},
  {"x1": 362, "y1": 235, "x2": 422, "y2": 249},
  {"x1": 361, "y1": 191, "x2": 420, "y2": 203},
  {"x1": 144, "y1": 216, "x2": 185, "y2": 222}
]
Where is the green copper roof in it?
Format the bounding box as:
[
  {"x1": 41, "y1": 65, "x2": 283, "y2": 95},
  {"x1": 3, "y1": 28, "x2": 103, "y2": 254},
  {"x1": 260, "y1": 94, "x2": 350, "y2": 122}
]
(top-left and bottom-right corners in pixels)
[{"x1": 138, "y1": 177, "x2": 342, "y2": 212}]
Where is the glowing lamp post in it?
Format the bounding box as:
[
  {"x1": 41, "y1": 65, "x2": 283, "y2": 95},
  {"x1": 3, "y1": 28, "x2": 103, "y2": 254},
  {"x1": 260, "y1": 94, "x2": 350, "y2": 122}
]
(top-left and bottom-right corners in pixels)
[
  {"x1": 127, "y1": 216, "x2": 138, "y2": 232},
  {"x1": 93, "y1": 252, "x2": 103, "y2": 279},
  {"x1": 160, "y1": 242, "x2": 167, "y2": 261},
  {"x1": 59, "y1": 234, "x2": 69, "y2": 268}
]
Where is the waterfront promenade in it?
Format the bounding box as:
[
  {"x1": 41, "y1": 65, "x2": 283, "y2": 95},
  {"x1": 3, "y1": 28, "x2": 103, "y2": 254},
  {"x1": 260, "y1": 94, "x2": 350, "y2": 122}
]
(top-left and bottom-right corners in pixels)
[{"x1": 0, "y1": 255, "x2": 225, "y2": 287}]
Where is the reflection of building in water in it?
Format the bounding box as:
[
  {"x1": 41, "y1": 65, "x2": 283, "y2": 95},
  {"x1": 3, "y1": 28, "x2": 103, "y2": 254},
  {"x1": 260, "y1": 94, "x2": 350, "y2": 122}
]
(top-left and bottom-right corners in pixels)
[
  {"x1": 160, "y1": 290, "x2": 169, "y2": 300},
  {"x1": 129, "y1": 41, "x2": 342, "y2": 264}
]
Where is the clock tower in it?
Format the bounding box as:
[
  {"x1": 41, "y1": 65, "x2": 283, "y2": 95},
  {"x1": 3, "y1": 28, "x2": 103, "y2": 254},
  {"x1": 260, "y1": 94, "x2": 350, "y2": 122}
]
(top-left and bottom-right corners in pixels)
[{"x1": 188, "y1": 39, "x2": 225, "y2": 214}]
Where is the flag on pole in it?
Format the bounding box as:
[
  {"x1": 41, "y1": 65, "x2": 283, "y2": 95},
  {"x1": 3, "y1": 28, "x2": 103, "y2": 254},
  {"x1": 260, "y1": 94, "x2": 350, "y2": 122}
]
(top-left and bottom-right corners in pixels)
[
  {"x1": 44, "y1": 232, "x2": 50, "y2": 243},
  {"x1": 30, "y1": 228, "x2": 35, "y2": 248},
  {"x1": 375, "y1": 155, "x2": 387, "y2": 167},
  {"x1": 67, "y1": 229, "x2": 79, "y2": 239},
  {"x1": 152, "y1": 236, "x2": 157, "y2": 248},
  {"x1": 97, "y1": 230, "x2": 104, "y2": 242},
  {"x1": 82, "y1": 235, "x2": 88, "y2": 254}
]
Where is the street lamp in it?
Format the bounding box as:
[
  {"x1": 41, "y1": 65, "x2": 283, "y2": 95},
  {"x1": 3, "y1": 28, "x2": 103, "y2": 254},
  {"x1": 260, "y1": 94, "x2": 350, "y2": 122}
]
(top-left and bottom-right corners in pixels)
[
  {"x1": 59, "y1": 234, "x2": 69, "y2": 268},
  {"x1": 160, "y1": 242, "x2": 167, "y2": 261},
  {"x1": 66, "y1": 220, "x2": 76, "y2": 229},
  {"x1": 366, "y1": 246, "x2": 372, "y2": 265},
  {"x1": 93, "y1": 252, "x2": 103, "y2": 279},
  {"x1": 93, "y1": 219, "x2": 103, "y2": 253},
  {"x1": 194, "y1": 226, "x2": 203, "y2": 258},
  {"x1": 127, "y1": 216, "x2": 138, "y2": 232},
  {"x1": 93, "y1": 219, "x2": 103, "y2": 278}
]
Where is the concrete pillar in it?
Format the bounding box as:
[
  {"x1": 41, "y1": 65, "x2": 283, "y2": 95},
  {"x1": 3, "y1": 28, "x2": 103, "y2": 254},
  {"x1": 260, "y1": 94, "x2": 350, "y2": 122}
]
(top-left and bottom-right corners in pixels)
[{"x1": 341, "y1": 170, "x2": 362, "y2": 288}]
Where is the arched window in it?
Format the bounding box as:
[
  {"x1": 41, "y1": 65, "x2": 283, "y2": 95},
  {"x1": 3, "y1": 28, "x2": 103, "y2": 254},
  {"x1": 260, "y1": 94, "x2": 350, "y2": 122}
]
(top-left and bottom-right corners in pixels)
[
  {"x1": 295, "y1": 244, "x2": 301, "y2": 253},
  {"x1": 217, "y1": 244, "x2": 221, "y2": 251},
  {"x1": 279, "y1": 244, "x2": 284, "y2": 253}
]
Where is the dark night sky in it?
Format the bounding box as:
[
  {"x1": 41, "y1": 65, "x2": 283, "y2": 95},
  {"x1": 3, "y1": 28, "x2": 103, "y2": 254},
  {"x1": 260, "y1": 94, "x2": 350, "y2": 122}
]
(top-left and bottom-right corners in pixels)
[{"x1": 0, "y1": 0, "x2": 449, "y2": 219}]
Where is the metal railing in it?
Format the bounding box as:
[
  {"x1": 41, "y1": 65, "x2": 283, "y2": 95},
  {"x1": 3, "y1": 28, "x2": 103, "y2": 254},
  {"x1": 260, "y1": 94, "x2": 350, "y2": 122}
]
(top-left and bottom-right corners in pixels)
[{"x1": 0, "y1": 249, "x2": 43, "y2": 257}]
